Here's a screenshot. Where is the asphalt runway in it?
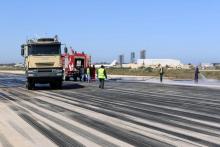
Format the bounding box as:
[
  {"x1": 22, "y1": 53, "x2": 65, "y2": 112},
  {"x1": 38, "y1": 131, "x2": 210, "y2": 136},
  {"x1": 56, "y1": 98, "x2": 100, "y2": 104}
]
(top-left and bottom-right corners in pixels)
[{"x1": 0, "y1": 73, "x2": 220, "y2": 147}]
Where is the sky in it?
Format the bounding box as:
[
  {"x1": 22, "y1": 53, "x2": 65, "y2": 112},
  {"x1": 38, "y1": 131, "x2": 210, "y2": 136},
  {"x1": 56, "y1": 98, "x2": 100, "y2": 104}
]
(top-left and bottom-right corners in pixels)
[{"x1": 0, "y1": 0, "x2": 220, "y2": 64}]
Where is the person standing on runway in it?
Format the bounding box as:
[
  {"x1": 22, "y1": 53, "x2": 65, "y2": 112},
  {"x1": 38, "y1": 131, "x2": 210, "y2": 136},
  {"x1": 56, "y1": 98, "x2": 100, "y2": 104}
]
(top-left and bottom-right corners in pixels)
[
  {"x1": 97, "y1": 65, "x2": 107, "y2": 89},
  {"x1": 194, "y1": 66, "x2": 200, "y2": 83},
  {"x1": 159, "y1": 65, "x2": 164, "y2": 83},
  {"x1": 91, "y1": 65, "x2": 96, "y2": 81},
  {"x1": 86, "y1": 66, "x2": 91, "y2": 83}
]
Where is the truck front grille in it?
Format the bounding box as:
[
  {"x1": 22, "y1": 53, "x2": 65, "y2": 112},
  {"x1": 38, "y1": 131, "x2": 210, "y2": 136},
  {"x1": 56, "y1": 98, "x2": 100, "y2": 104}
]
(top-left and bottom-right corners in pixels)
[{"x1": 38, "y1": 69, "x2": 52, "y2": 72}]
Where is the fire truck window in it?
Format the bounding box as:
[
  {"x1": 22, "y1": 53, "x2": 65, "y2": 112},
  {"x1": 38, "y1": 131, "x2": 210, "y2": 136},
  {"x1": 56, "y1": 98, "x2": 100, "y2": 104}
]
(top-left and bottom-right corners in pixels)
[
  {"x1": 76, "y1": 60, "x2": 81, "y2": 67},
  {"x1": 75, "y1": 59, "x2": 84, "y2": 68}
]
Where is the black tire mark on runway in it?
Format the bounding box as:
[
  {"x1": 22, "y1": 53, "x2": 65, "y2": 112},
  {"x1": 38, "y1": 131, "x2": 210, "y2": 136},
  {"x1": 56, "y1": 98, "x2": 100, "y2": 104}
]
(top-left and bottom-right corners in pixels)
[
  {"x1": 0, "y1": 92, "x2": 16, "y2": 101},
  {"x1": 15, "y1": 101, "x2": 118, "y2": 147},
  {"x1": 12, "y1": 91, "x2": 219, "y2": 147},
  {"x1": 106, "y1": 86, "x2": 220, "y2": 103},
  {"x1": 70, "y1": 114, "x2": 174, "y2": 147},
  {"x1": 37, "y1": 90, "x2": 220, "y2": 146},
  {"x1": 8, "y1": 84, "x2": 220, "y2": 146},
  {"x1": 5, "y1": 89, "x2": 174, "y2": 147},
  {"x1": 19, "y1": 113, "x2": 84, "y2": 147},
  {"x1": 80, "y1": 87, "x2": 220, "y2": 114},
  {"x1": 48, "y1": 90, "x2": 220, "y2": 136},
  {"x1": 4, "y1": 92, "x2": 115, "y2": 146},
  {"x1": 10, "y1": 87, "x2": 220, "y2": 146},
  {"x1": 105, "y1": 81, "x2": 220, "y2": 98},
  {"x1": 62, "y1": 89, "x2": 220, "y2": 123},
  {"x1": 1, "y1": 94, "x2": 84, "y2": 147},
  {"x1": 70, "y1": 112, "x2": 220, "y2": 147},
  {"x1": 69, "y1": 82, "x2": 220, "y2": 113}
]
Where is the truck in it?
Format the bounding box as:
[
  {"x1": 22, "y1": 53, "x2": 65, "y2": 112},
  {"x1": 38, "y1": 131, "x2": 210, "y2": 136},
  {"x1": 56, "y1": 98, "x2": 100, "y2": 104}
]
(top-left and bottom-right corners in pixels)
[
  {"x1": 21, "y1": 36, "x2": 63, "y2": 90},
  {"x1": 62, "y1": 48, "x2": 91, "y2": 81}
]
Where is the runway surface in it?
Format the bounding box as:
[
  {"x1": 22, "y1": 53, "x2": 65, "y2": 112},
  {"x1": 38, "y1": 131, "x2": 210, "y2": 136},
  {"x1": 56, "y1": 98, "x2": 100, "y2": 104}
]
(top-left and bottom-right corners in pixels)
[{"x1": 0, "y1": 73, "x2": 220, "y2": 147}]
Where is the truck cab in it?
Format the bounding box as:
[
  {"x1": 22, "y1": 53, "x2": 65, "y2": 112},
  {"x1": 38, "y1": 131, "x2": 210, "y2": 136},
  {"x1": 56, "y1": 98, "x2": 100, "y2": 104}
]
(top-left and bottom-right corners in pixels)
[{"x1": 21, "y1": 37, "x2": 63, "y2": 90}]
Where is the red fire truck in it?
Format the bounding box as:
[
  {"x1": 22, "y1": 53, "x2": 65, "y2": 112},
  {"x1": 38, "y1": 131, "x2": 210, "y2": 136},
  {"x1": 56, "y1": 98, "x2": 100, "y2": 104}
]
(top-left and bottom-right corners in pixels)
[{"x1": 62, "y1": 47, "x2": 91, "y2": 81}]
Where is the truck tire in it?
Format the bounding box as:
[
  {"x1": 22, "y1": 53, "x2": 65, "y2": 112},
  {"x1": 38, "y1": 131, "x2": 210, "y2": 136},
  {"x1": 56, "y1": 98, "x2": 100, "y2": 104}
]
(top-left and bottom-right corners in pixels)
[
  {"x1": 26, "y1": 79, "x2": 34, "y2": 90},
  {"x1": 50, "y1": 82, "x2": 56, "y2": 89},
  {"x1": 56, "y1": 81, "x2": 62, "y2": 89}
]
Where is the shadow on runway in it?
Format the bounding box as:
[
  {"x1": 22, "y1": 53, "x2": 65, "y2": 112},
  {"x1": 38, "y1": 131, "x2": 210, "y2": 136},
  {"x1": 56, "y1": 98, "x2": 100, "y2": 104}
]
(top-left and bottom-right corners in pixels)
[
  {"x1": 61, "y1": 83, "x2": 85, "y2": 90},
  {"x1": 33, "y1": 83, "x2": 85, "y2": 91}
]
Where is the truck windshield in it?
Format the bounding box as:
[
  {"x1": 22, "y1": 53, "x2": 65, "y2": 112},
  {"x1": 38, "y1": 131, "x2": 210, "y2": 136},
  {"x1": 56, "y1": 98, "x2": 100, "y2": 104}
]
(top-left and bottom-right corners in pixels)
[{"x1": 28, "y1": 44, "x2": 61, "y2": 55}]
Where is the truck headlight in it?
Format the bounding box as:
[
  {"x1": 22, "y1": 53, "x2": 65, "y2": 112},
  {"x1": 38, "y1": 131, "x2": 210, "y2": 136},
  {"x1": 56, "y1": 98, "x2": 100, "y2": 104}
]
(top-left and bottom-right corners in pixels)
[
  {"x1": 28, "y1": 74, "x2": 34, "y2": 77},
  {"x1": 28, "y1": 69, "x2": 37, "y2": 73},
  {"x1": 56, "y1": 73, "x2": 62, "y2": 76}
]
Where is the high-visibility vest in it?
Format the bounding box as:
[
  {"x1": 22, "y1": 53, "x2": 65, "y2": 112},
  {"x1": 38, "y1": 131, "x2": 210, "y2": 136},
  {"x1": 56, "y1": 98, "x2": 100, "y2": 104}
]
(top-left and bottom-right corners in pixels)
[
  {"x1": 98, "y1": 68, "x2": 105, "y2": 79},
  {"x1": 87, "y1": 68, "x2": 90, "y2": 74}
]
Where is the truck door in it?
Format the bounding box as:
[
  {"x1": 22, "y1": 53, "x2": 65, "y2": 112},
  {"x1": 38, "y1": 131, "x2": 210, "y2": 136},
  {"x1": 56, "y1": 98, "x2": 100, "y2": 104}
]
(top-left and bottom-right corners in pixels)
[{"x1": 75, "y1": 58, "x2": 85, "y2": 69}]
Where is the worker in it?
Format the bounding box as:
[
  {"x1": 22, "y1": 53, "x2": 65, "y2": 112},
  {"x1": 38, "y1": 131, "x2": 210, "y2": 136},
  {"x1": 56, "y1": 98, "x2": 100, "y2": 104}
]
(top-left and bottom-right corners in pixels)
[
  {"x1": 91, "y1": 65, "x2": 96, "y2": 81},
  {"x1": 159, "y1": 65, "x2": 164, "y2": 83},
  {"x1": 79, "y1": 66, "x2": 84, "y2": 81},
  {"x1": 194, "y1": 66, "x2": 200, "y2": 83},
  {"x1": 86, "y1": 66, "x2": 91, "y2": 83},
  {"x1": 97, "y1": 65, "x2": 107, "y2": 89}
]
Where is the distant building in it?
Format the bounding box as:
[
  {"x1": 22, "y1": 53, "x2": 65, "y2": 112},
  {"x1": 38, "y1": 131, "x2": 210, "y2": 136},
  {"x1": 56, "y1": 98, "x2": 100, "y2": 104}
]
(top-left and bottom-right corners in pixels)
[
  {"x1": 212, "y1": 63, "x2": 220, "y2": 69},
  {"x1": 130, "y1": 52, "x2": 135, "y2": 63},
  {"x1": 118, "y1": 54, "x2": 124, "y2": 67},
  {"x1": 121, "y1": 63, "x2": 140, "y2": 69},
  {"x1": 140, "y1": 50, "x2": 146, "y2": 59},
  {"x1": 201, "y1": 63, "x2": 214, "y2": 70},
  {"x1": 137, "y1": 59, "x2": 183, "y2": 68}
]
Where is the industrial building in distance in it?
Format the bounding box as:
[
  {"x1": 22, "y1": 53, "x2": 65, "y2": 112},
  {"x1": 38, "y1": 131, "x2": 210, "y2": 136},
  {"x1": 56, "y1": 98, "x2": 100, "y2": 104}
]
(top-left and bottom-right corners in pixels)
[
  {"x1": 114, "y1": 49, "x2": 190, "y2": 69},
  {"x1": 121, "y1": 58, "x2": 187, "y2": 69}
]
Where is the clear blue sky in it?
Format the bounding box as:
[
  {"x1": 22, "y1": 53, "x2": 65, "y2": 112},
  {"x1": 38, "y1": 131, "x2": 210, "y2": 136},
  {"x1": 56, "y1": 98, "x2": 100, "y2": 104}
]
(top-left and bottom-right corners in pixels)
[{"x1": 0, "y1": 0, "x2": 220, "y2": 64}]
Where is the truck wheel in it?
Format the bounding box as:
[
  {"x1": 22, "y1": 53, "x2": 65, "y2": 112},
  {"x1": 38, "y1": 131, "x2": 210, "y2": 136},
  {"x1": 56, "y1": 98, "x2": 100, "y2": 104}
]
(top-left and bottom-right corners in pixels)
[
  {"x1": 26, "y1": 79, "x2": 34, "y2": 90},
  {"x1": 50, "y1": 82, "x2": 56, "y2": 89},
  {"x1": 57, "y1": 81, "x2": 62, "y2": 89}
]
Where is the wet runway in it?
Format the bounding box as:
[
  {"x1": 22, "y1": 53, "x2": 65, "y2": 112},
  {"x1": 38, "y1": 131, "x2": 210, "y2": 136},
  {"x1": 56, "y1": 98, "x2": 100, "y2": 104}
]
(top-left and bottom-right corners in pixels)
[{"x1": 0, "y1": 73, "x2": 220, "y2": 147}]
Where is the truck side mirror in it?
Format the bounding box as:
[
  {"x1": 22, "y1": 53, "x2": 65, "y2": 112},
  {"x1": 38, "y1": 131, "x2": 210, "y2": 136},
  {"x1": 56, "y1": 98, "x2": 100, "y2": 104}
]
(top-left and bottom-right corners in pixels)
[
  {"x1": 64, "y1": 47, "x2": 68, "y2": 54},
  {"x1": 21, "y1": 45, "x2": 24, "y2": 56}
]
